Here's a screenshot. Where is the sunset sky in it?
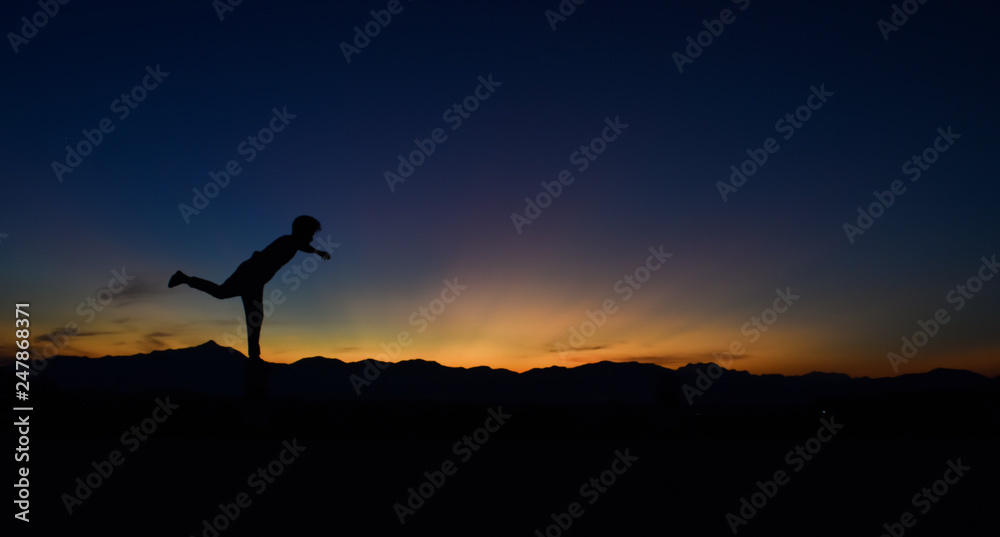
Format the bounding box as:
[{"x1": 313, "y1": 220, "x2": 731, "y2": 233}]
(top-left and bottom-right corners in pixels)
[{"x1": 2, "y1": 0, "x2": 997, "y2": 378}]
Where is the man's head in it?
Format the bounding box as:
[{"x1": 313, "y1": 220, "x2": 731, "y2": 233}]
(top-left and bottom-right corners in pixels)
[{"x1": 292, "y1": 215, "x2": 321, "y2": 238}]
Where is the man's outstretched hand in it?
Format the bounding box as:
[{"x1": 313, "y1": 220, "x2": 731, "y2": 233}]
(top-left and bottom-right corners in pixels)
[{"x1": 318, "y1": 251, "x2": 331, "y2": 261}]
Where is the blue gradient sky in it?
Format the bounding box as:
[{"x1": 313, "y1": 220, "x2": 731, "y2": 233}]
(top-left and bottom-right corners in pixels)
[{"x1": 2, "y1": 0, "x2": 998, "y2": 376}]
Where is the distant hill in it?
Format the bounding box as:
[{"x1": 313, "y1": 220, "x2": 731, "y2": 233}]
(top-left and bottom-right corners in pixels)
[
  {"x1": 5, "y1": 341, "x2": 999, "y2": 441},
  {"x1": 8, "y1": 341, "x2": 997, "y2": 406}
]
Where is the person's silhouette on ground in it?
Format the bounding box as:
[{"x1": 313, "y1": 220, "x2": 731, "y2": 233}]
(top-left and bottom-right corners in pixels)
[{"x1": 168, "y1": 215, "x2": 331, "y2": 401}]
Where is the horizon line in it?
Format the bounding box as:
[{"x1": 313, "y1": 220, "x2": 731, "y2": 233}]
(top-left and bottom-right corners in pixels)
[{"x1": 2, "y1": 339, "x2": 995, "y2": 381}]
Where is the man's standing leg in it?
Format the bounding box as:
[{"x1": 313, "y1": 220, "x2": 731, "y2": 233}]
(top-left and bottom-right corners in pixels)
[
  {"x1": 242, "y1": 290, "x2": 264, "y2": 360},
  {"x1": 242, "y1": 289, "x2": 267, "y2": 402}
]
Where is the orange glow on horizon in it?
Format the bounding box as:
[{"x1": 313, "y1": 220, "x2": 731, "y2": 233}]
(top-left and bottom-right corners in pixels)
[{"x1": 17, "y1": 271, "x2": 998, "y2": 380}]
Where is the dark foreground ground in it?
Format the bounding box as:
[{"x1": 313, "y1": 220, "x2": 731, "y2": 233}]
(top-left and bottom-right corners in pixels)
[{"x1": 8, "y1": 390, "x2": 999, "y2": 537}]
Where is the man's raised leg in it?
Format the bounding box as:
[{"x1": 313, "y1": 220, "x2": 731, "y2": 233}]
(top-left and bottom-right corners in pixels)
[{"x1": 179, "y1": 275, "x2": 240, "y2": 299}]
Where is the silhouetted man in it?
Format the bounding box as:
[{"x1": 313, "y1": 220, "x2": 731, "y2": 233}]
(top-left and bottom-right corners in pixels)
[{"x1": 169, "y1": 215, "x2": 331, "y2": 400}]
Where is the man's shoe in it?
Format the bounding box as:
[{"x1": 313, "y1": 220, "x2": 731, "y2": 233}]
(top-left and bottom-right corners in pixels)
[{"x1": 168, "y1": 271, "x2": 187, "y2": 288}]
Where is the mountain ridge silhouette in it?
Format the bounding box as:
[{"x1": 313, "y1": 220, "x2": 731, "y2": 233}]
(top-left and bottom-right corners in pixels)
[{"x1": 7, "y1": 340, "x2": 996, "y2": 406}]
